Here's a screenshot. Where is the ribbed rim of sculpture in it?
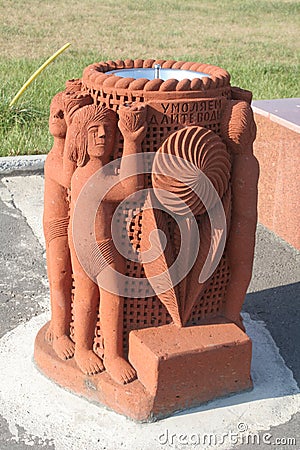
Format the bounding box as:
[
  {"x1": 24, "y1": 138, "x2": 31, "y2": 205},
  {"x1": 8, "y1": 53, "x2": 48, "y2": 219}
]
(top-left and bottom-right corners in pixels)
[{"x1": 82, "y1": 59, "x2": 231, "y2": 95}]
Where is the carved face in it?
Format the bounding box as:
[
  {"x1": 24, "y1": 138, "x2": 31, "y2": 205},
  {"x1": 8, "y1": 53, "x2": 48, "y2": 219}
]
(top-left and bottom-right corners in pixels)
[
  {"x1": 49, "y1": 101, "x2": 67, "y2": 138},
  {"x1": 87, "y1": 120, "x2": 115, "y2": 158}
]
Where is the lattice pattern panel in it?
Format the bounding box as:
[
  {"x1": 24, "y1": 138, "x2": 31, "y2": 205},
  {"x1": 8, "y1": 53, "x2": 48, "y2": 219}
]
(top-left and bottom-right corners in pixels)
[
  {"x1": 188, "y1": 254, "x2": 230, "y2": 324},
  {"x1": 91, "y1": 251, "x2": 230, "y2": 356}
]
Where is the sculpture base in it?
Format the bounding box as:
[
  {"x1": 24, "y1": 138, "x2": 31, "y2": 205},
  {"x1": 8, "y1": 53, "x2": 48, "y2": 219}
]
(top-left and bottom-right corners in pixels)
[{"x1": 34, "y1": 320, "x2": 252, "y2": 422}]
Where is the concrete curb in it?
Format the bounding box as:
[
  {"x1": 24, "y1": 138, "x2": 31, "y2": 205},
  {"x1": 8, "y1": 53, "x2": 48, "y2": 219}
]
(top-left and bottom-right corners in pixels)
[
  {"x1": 252, "y1": 98, "x2": 300, "y2": 134},
  {"x1": 0, "y1": 154, "x2": 46, "y2": 176}
]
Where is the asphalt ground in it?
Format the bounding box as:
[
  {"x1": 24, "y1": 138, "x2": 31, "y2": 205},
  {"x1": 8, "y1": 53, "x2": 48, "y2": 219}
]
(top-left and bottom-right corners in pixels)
[{"x1": 0, "y1": 172, "x2": 299, "y2": 450}]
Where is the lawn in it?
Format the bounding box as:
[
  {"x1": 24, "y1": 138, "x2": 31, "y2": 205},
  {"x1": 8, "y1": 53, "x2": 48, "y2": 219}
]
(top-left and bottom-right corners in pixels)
[{"x1": 0, "y1": 0, "x2": 299, "y2": 156}]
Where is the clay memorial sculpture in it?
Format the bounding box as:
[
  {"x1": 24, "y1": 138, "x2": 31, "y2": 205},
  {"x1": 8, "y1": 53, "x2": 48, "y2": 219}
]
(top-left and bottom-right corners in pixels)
[
  {"x1": 43, "y1": 91, "x2": 74, "y2": 359},
  {"x1": 35, "y1": 59, "x2": 259, "y2": 422},
  {"x1": 66, "y1": 103, "x2": 146, "y2": 383},
  {"x1": 43, "y1": 85, "x2": 92, "y2": 360}
]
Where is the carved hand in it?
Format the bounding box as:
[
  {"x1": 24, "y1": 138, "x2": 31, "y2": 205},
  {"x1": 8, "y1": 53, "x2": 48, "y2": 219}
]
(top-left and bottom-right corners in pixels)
[
  {"x1": 64, "y1": 93, "x2": 93, "y2": 127},
  {"x1": 118, "y1": 103, "x2": 147, "y2": 145}
]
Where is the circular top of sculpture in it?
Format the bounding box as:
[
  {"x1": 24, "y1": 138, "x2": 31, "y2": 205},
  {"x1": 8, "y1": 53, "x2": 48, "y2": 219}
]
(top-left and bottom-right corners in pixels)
[
  {"x1": 106, "y1": 66, "x2": 211, "y2": 82},
  {"x1": 82, "y1": 59, "x2": 231, "y2": 95}
]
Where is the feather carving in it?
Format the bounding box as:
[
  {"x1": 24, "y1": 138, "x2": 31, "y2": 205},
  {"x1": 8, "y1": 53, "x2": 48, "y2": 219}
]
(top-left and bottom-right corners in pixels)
[{"x1": 140, "y1": 192, "x2": 182, "y2": 326}]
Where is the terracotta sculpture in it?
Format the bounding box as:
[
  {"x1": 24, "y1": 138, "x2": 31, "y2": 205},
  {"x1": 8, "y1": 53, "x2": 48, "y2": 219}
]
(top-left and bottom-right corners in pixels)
[
  {"x1": 35, "y1": 59, "x2": 258, "y2": 421},
  {"x1": 43, "y1": 91, "x2": 74, "y2": 359},
  {"x1": 67, "y1": 103, "x2": 147, "y2": 384},
  {"x1": 221, "y1": 100, "x2": 259, "y2": 330},
  {"x1": 148, "y1": 125, "x2": 232, "y2": 326},
  {"x1": 43, "y1": 86, "x2": 92, "y2": 360}
]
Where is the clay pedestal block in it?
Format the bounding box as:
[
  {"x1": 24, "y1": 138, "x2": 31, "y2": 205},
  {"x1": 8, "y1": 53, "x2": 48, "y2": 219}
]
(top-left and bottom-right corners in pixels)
[
  {"x1": 129, "y1": 319, "x2": 252, "y2": 419},
  {"x1": 34, "y1": 321, "x2": 252, "y2": 423}
]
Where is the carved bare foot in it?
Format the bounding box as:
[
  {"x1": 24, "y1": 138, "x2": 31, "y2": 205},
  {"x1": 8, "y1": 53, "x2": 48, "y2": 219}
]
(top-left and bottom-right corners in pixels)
[
  {"x1": 45, "y1": 323, "x2": 54, "y2": 343},
  {"x1": 75, "y1": 349, "x2": 105, "y2": 375},
  {"x1": 53, "y1": 335, "x2": 75, "y2": 360},
  {"x1": 104, "y1": 356, "x2": 137, "y2": 385}
]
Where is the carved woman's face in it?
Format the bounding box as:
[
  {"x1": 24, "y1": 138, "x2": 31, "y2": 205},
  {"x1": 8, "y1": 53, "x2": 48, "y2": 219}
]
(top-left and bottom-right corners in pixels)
[
  {"x1": 87, "y1": 120, "x2": 115, "y2": 158},
  {"x1": 49, "y1": 101, "x2": 67, "y2": 138}
]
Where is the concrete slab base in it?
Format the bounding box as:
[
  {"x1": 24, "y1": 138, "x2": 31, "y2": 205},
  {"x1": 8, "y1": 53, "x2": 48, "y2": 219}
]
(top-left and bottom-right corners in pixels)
[{"x1": 1, "y1": 312, "x2": 300, "y2": 449}]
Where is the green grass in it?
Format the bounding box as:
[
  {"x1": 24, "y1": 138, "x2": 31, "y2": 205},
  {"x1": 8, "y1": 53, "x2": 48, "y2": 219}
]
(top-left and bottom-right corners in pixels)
[
  {"x1": 0, "y1": 0, "x2": 299, "y2": 156},
  {"x1": 0, "y1": 53, "x2": 103, "y2": 156}
]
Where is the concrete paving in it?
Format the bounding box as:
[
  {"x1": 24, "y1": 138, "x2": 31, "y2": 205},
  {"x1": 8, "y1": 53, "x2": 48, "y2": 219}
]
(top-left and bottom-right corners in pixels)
[
  {"x1": 0, "y1": 172, "x2": 299, "y2": 450},
  {"x1": 0, "y1": 155, "x2": 46, "y2": 177},
  {"x1": 252, "y1": 98, "x2": 300, "y2": 133}
]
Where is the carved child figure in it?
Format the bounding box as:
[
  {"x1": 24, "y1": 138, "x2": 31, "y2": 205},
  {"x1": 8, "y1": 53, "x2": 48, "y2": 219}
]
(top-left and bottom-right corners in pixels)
[{"x1": 67, "y1": 103, "x2": 147, "y2": 384}]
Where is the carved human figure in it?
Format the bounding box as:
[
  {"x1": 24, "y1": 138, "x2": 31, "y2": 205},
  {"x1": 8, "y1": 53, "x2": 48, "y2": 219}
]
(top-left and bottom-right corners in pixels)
[
  {"x1": 62, "y1": 84, "x2": 93, "y2": 188},
  {"x1": 43, "y1": 92, "x2": 75, "y2": 359},
  {"x1": 44, "y1": 89, "x2": 93, "y2": 360},
  {"x1": 67, "y1": 103, "x2": 147, "y2": 384},
  {"x1": 220, "y1": 100, "x2": 259, "y2": 330}
]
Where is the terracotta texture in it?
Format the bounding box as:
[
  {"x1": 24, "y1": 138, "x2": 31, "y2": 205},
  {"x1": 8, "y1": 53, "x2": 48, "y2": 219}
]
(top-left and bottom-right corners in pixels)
[
  {"x1": 66, "y1": 103, "x2": 147, "y2": 384},
  {"x1": 34, "y1": 319, "x2": 252, "y2": 422},
  {"x1": 35, "y1": 59, "x2": 258, "y2": 421},
  {"x1": 43, "y1": 91, "x2": 75, "y2": 360},
  {"x1": 129, "y1": 319, "x2": 252, "y2": 418},
  {"x1": 43, "y1": 82, "x2": 93, "y2": 360},
  {"x1": 220, "y1": 100, "x2": 259, "y2": 330}
]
